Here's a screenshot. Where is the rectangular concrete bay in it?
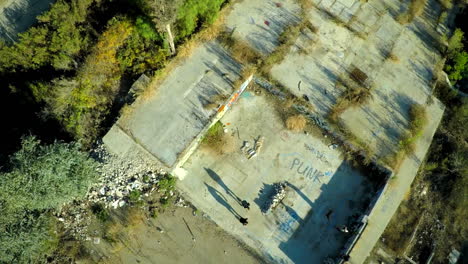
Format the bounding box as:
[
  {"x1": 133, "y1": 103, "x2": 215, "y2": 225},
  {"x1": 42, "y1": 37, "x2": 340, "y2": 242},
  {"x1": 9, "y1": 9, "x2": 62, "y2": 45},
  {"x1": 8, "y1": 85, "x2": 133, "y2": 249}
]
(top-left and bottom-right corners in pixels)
[{"x1": 119, "y1": 42, "x2": 242, "y2": 167}]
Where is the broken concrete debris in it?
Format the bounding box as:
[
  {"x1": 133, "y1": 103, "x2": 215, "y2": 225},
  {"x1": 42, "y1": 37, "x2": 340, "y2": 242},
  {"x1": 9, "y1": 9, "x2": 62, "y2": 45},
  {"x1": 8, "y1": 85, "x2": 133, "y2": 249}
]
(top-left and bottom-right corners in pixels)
[
  {"x1": 240, "y1": 135, "x2": 265, "y2": 159},
  {"x1": 254, "y1": 136, "x2": 264, "y2": 153},
  {"x1": 54, "y1": 144, "x2": 169, "y2": 240},
  {"x1": 262, "y1": 182, "x2": 287, "y2": 215}
]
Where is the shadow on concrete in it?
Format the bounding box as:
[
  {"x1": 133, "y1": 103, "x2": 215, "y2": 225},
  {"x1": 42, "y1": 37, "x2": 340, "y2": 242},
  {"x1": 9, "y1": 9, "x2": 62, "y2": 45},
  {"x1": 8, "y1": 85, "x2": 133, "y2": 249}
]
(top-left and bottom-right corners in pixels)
[
  {"x1": 241, "y1": 3, "x2": 300, "y2": 54},
  {"x1": 278, "y1": 162, "x2": 374, "y2": 263},
  {"x1": 285, "y1": 181, "x2": 314, "y2": 208},
  {"x1": 204, "y1": 182, "x2": 243, "y2": 220},
  {"x1": 253, "y1": 182, "x2": 275, "y2": 210},
  {"x1": 283, "y1": 203, "x2": 302, "y2": 223},
  {"x1": 205, "y1": 168, "x2": 243, "y2": 206}
]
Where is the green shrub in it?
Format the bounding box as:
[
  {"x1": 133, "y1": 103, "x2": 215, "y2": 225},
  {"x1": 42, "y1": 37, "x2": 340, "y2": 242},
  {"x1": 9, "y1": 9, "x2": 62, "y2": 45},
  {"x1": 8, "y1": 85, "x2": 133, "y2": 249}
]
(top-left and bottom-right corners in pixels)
[
  {"x1": 438, "y1": 0, "x2": 453, "y2": 9},
  {"x1": 29, "y1": 18, "x2": 133, "y2": 145},
  {"x1": 158, "y1": 174, "x2": 176, "y2": 193},
  {"x1": 0, "y1": 0, "x2": 96, "y2": 72},
  {"x1": 0, "y1": 136, "x2": 98, "y2": 263},
  {"x1": 0, "y1": 212, "x2": 57, "y2": 263},
  {"x1": 175, "y1": 0, "x2": 226, "y2": 40},
  {"x1": 128, "y1": 190, "x2": 142, "y2": 204},
  {"x1": 445, "y1": 51, "x2": 468, "y2": 84},
  {"x1": 135, "y1": 16, "x2": 161, "y2": 41},
  {"x1": 91, "y1": 203, "x2": 110, "y2": 222},
  {"x1": 0, "y1": 136, "x2": 98, "y2": 213},
  {"x1": 117, "y1": 17, "x2": 169, "y2": 75},
  {"x1": 447, "y1": 28, "x2": 464, "y2": 58}
]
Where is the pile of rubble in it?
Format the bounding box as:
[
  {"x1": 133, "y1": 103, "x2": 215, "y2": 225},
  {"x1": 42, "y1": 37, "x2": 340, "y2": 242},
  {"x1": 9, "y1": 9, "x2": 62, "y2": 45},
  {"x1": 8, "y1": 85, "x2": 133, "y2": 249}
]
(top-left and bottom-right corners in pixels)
[
  {"x1": 262, "y1": 182, "x2": 287, "y2": 215},
  {"x1": 88, "y1": 144, "x2": 166, "y2": 209},
  {"x1": 54, "y1": 202, "x2": 92, "y2": 240},
  {"x1": 240, "y1": 135, "x2": 265, "y2": 159},
  {"x1": 55, "y1": 144, "x2": 167, "y2": 240}
]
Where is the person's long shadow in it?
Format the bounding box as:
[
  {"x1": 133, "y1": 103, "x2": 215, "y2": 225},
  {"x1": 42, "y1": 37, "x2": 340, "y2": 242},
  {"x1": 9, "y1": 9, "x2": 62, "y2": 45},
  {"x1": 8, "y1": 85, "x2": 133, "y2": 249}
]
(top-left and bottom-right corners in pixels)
[
  {"x1": 204, "y1": 167, "x2": 243, "y2": 206},
  {"x1": 204, "y1": 182, "x2": 242, "y2": 220}
]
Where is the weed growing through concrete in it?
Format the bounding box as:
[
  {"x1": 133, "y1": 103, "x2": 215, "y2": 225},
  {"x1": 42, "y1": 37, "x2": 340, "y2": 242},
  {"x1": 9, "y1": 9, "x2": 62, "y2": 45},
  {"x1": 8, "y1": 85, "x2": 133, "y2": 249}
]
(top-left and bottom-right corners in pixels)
[
  {"x1": 388, "y1": 53, "x2": 400, "y2": 63},
  {"x1": 396, "y1": 0, "x2": 428, "y2": 24},
  {"x1": 200, "y1": 121, "x2": 235, "y2": 155},
  {"x1": 329, "y1": 74, "x2": 374, "y2": 122},
  {"x1": 286, "y1": 114, "x2": 307, "y2": 131},
  {"x1": 384, "y1": 104, "x2": 427, "y2": 169}
]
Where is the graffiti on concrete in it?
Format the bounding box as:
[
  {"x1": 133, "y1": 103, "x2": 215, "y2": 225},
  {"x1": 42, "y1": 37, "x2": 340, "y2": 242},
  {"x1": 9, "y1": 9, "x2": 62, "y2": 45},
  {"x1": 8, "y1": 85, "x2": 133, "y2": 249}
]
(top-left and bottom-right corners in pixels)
[
  {"x1": 290, "y1": 158, "x2": 325, "y2": 183},
  {"x1": 279, "y1": 218, "x2": 296, "y2": 233},
  {"x1": 304, "y1": 143, "x2": 330, "y2": 164}
]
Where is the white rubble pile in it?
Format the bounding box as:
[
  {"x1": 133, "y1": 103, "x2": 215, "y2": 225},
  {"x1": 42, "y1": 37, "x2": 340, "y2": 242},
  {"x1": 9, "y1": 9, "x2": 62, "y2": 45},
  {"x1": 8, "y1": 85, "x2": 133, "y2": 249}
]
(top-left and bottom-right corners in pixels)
[
  {"x1": 87, "y1": 144, "x2": 166, "y2": 209},
  {"x1": 262, "y1": 182, "x2": 287, "y2": 215},
  {"x1": 55, "y1": 144, "x2": 167, "y2": 240}
]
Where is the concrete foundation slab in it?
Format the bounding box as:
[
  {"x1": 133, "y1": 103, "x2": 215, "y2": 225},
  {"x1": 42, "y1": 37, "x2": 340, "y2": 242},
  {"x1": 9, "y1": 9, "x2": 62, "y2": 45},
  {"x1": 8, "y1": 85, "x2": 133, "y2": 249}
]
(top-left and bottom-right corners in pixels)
[
  {"x1": 117, "y1": 41, "x2": 242, "y2": 168},
  {"x1": 177, "y1": 95, "x2": 375, "y2": 263}
]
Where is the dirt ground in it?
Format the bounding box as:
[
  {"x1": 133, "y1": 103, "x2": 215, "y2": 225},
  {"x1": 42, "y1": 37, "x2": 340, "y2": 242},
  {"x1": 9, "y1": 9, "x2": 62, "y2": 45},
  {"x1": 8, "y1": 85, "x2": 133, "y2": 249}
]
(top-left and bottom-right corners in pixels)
[{"x1": 84, "y1": 205, "x2": 263, "y2": 264}]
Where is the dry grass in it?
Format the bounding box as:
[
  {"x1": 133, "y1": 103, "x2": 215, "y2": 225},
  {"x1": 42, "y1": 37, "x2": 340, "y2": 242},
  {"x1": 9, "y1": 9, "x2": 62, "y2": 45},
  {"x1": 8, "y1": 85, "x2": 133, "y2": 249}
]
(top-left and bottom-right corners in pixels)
[
  {"x1": 438, "y1": 0, "x2": 453, "y2": 9},
  {"x1": 232, "y1": 65, "x2": 257, "y2": 89},
  {"x1": 230, "y1": 40, "x2": 262, "y2": 64},
  {"x1": 297, "y1": 0, "x2": 314, "y2": 10},
  {"x1": 203, "y1": 93, "x2": 228, "y2": 110},
  {"x1": 383, "y1": 200, "x2": 421, "y2": 254},
  {"x1": 388, "y1": 53, "x2": 400, "y2": 63},
  {"x1": 219, "y1": 33, "x2": 263, "y2": 65},
  {"x1": 329, "y1": 96, "x2": 350, "y2": 122},
  {"x1": 396, "y1": 0, "x2": 428, "y2": 24},
  {"x1": 396, "y1": 13, "x2": 411, "y2": 24},
  {"x1": 200, "y1": 121, "x2": 235, "y2": 155},
  {"x1": 329, "y1": 75, "x2": 373, "y2": 122},
  {"x1": 409, "y1": 104, "x2": 427, "y2": 134},
  {"x1": 382, "y1": 149, "x2": 406, "y2": 171},
  {"x1": 260, "y1": 21, "x2": 312, "y2": 74},
  {"x1": 409, "y1": 0, "x2": 427, "y2": 18},
  {"x1": 383, "y1": 104, "x2": 427, "y2": 169},
  {"x1": 286, "y1": 114, "x2": 307, "y2": 131},
  {"x1": 124, "y1": 206, "x2": 147, "y2": 228}
]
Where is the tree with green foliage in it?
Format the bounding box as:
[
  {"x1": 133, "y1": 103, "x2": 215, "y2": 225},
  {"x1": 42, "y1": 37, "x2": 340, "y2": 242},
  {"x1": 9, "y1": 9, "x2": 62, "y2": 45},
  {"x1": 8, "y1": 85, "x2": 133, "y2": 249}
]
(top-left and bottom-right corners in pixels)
[
  {"x1": 0, "y1": 0, "x2": 97, "y2": 72},
  {"x1": 0, "y1": 136, "x2": 98, "y2": 263},
  {"x1": 445, "y1": 51, "x2": 468, "y2": 83},
  {"x1": 117, "y1": 17, "x2": 169, "y2": 75},
  {"x1": 29, "y1": 18, "x2": 133, "y2": 144},
  {"x1": 447, "y1": 28, "x2": 464, "y2": 58},
  {"x1": 0, "y1": 136, "x2": 98, "y2": 213},
  {"x1": 175, "y1": 0, "x2": 226, "y2": 40},
  {"x1": 135, "y1": 0, "x2": 183, "y2": 54},
  {"x1": 444, "y1": 28, "x2": 468, "y2": 84},
  {"x1": 0, "y1": 212, "x2": 57, "y2": 263}
]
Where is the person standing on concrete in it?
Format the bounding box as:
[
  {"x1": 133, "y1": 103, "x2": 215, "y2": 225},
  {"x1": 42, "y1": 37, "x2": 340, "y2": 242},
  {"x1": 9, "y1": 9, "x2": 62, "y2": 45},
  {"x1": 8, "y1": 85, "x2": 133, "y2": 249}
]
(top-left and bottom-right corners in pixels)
[
  {"x1": 241, "y1": 200, "x2": 250, "y2": 210},
  {"x1": 239, "y1": 217, "x2": 248, "y2": 226}
]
